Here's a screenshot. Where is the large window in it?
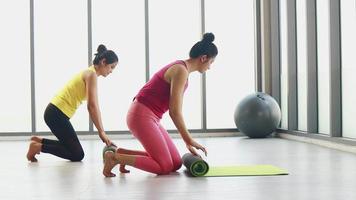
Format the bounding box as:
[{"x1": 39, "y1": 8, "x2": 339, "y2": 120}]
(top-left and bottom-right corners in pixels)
[
  {"x1": 34, "y1": 0, "x2": 89, "y2": 131},
  {"x1": 205, "y1": 0, "x2": 255, "y2": 129},
  {"x1": 341, "y1": 0, "x2": 356, "y2": 138},
  {"x1": 92, "y1": 0, "x2": 146, "y2": 131},
  {"x1": 280, "y1": 0, "x2": 289, "y2": 129},
  {"x1": 296, "y1": 0, "x2": 308, "y2": 131},
  {"x1": 149, "y1": 0, "x2": 202, "y2": 129},
  {"x1": 316, "y1": 0, "x2": 331, "y2": 135},
  {"x1": 0, "y1": 0, "x2": 31, "y2": 132}
]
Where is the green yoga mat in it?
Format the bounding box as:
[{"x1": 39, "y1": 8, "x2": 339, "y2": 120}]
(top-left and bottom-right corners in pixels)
[
  {"x1": 182, "y1": 153, "x2": 288, "y2": 177},
  {"x1": 205, "y1": 165, "x2": 288, "y2": 177}
]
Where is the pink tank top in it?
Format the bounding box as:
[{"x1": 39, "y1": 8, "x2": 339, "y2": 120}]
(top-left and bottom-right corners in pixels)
[{"x1": 135, "y1": 60, "x2": 188, "y2": 118}]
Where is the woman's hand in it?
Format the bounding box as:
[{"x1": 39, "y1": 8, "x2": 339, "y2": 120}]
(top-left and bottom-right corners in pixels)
[
  {"x1": 100, "y1": 132, "x2": 116, "y2": 147},
  {"x1": 186, "y1": 140, "x2": 207, "y2": 157}
]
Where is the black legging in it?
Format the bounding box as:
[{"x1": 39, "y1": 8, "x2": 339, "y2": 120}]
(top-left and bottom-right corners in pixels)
[{"x1": 42, "y1": 103, "x2": 84, "y2": 161}]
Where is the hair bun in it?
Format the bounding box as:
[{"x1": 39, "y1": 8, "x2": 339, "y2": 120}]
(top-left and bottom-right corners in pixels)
[
  {"x1": 202, "y1": 33, "x2": 215, "y2": 43},
  {"x1": 97, "y1": 44, "x2": 107, "y2": 54}
]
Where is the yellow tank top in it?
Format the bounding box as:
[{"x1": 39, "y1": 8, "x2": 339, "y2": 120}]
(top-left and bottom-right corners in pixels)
[{"x1": 50, "y1": 66, "x2": 96, "y2": 118}]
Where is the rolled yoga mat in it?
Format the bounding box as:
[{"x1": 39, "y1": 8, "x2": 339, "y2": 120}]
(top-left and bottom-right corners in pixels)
[{"x1": 182, "y1": 153, "x2": 209, "y2": 177}]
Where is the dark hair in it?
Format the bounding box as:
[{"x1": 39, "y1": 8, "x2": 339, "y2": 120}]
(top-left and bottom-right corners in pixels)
[
  {"x1": 189, "y1": 33, "x2": 218, "y2": 59},
  {"x1": 93, "y1": 44, "x2": 118, "y2": 65}
]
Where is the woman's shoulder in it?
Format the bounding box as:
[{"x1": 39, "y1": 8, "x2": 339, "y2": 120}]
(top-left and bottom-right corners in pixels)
[
  {"x1": 163, "y1": 62, "x2": 188, "y2": 82},
  {"x1": 169, "y1": 61, "x2": 188, "y2": 74},
  {"x1": 84, "y1": 65, "x2": 96, "y2": 73},
  {"x1": 82, "y1": 66, "x2": 97, "y2": 82}
]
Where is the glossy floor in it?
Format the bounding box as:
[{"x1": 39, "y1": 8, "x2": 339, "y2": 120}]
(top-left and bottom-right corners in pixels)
[{"x1": 1, "y1": 136, "x2": 356, "y2": 200}]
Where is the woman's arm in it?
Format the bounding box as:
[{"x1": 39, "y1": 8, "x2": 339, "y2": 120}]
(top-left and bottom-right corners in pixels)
[
  {"x1": 84, "y1": 71, "x2": 113, "y2": 146},
  {"x1": 168, "y1": 65, "x2": 191, "y2": 142},
  {"x1": 168, "y1": 65, "x2": 207, "y2": 156}
]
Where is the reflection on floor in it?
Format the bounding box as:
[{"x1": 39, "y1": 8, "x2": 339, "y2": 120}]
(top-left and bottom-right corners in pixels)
[{"x1": 1, "y1": 136, "x2": 356, "y2": 200}]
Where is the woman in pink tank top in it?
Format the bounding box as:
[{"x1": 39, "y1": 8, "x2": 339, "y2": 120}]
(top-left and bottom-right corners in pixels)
[{"x1": 103, "y1": 33, "x2": 218, "y2": 177}]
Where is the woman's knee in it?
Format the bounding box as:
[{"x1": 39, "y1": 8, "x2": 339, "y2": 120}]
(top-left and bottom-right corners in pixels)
[
  {"x1": 159, "y1": 160, "x2": 174, "y2": 175},
  {"x1": 70, "y1": 150, "x2": 85, "y2": 162},
  {"x1": 172, "y1": 158, "x2": 182, "y2": 172}
]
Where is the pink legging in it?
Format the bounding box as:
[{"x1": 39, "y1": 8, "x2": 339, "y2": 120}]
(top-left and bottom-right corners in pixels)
[{"x1": 126, "y1": 100, "x2": 182, "y2": 175}]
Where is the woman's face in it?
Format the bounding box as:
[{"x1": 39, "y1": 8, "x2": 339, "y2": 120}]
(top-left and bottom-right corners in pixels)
[
  {"x1": 101, "y1": 61, "x2": 117, "y2": 77},
  {"x1": 198, "y1": 56, "x2": 215, "y2": 73}
]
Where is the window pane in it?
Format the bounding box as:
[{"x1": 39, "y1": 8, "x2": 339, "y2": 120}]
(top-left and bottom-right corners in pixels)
[
  {"x1": 149, "y1": 0, "x2": 201, "y2": 129},
  {"x1": 92, "y1": 0, "x2": 145, "y2": 131},
  {"x1": 317, "y1": 0, "x2": 331, "y2": 134},
  {"x1": 341, "y1": 0, "x2": 356, "y2": 138},
  {"x1": 205, "y1": 0, "x2": 255, "y2": 129},
  {"x1": 296, "y1": 0, "x2": 308, "y2": 131},
  {"x1": 0, "y1": 1, "x2": 31, "y2": 132},
  {"x1": 280, "y1": 0, "x2": 289, "y2": 129},
  {"x1": 35, "y1": 0, "x2": 89, "y2": 131}
]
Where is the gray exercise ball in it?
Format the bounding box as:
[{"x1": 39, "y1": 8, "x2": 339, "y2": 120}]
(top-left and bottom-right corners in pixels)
[{"x1": 234, "y1": 92, "x2": 281, "y2": 138}]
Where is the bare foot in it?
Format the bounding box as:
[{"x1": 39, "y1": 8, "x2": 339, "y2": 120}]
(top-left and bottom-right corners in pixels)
[
  {"x1": 119, "y1": 164, "x2": 130, "y2": 173},
  {"x1": 116, "y1": 148, "x2": 130, "y2": 173},
  {"x1": 30, "y1": 136, "x2": 43, "y2": 143},
  {"x1": 103, "y1": 151, "x2": 119, "y2": 177},
  {"x1": 27, "y1": 141, "x2": 41, "y2": 162}
]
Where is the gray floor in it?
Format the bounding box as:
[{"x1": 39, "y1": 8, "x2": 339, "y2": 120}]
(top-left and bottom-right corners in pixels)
[{"x1": 1, "y1": 136, "x2": 356, "y2": 200}]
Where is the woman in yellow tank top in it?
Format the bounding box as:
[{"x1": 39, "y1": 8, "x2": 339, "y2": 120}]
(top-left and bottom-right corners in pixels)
[{"x1": 27, "y1": 44, "x2": 118, "y2": 162}]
